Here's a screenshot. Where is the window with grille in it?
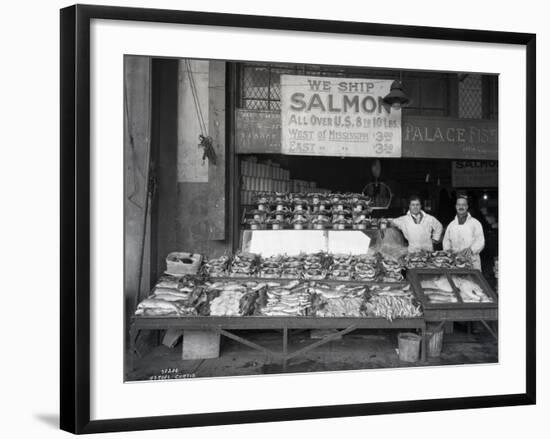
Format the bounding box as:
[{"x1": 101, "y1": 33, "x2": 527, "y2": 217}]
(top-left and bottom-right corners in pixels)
[
  {"x1": 238, "y1": 62, "x2": 451, "y2": 116},
  {"x1": 459, "y1": 74, "x2": 483, "y2": 119},
  {"x1": 239, "y1": 63, "x2": 349, "y2": 111}
]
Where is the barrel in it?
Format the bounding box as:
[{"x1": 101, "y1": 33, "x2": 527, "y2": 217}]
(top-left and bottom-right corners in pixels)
[
  {"x1": 426, "y1": 328, "x2": 444, "y2": 358},
  {"x1": 397, "y1": 332, "x2": 421, "y2": 362}
]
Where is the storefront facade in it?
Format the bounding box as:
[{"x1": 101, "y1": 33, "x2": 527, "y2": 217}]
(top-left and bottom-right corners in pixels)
[{"x1": 124, "y1": 57, "x2": 498, "y2": 313}]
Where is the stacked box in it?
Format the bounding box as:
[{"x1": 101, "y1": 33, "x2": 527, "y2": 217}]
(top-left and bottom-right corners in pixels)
[
  {"x1": 240, "y1": 190, "x2": 257, "y2": 205},
  {"x1": 290, "y1": 179, "x2": 317, "y2": 193},
  {"x1": 240, "y1": 159, "x2": 293, "y2": 201},
  {"x1": 257, "y1": 164, "x2": 265, "y2": 178},
  {"x1": 241, "y1": 160, "x2": 290, "y2": 179},
  {"x1": 242, "y1": 178, "x2": 294, "y2": 196}
]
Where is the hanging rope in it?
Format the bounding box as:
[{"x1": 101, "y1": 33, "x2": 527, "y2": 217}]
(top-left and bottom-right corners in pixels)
[
  {"x1": 184, "y1": 59, "x2": 217, "y2": 165},
  {"x1": 185, "y1": 59, "x2": 207, "y2": 133}
]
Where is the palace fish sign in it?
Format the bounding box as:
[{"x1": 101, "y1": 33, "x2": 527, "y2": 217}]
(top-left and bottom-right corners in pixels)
[
  {"x1": 280, "y1": 75, "x2": 402, "y2": 157},
  {"x1": 402, "y1": 117, "x2": 497, "y2": 160}
]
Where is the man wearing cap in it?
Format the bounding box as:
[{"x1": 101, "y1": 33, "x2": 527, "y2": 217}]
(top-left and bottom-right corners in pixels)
[
  {"x1": 442, "y1": 194, "x2": 485, "y2": 270},
  {"x1": 391, "y1": 195, "x2": 443, "y2": 252}
]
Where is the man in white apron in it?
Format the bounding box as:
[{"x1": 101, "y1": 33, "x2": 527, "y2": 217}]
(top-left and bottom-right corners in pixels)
[
  {"x1": 442, "y1": 195, "x2": 485, "y2": 270},
  {"x1": 391, "y1": 195, "x2": 443, "y2": 252}
]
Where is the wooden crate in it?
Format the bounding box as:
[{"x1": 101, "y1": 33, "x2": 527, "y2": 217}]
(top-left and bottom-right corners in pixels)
[
  {"x1": 166, "y1": 252, "x2": 202, "y2": 276},
  {"x1": 182, "y1": 330, "x2": 220, "y2": 360}
]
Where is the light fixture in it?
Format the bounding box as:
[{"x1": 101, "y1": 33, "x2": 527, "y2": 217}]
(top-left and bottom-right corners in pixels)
[
  {"x1": 483, "y1": 193, "x2": 489, "y2": 200},
  {"x1": 383, "y1": 80, "x2": 410, "y2": 109}
]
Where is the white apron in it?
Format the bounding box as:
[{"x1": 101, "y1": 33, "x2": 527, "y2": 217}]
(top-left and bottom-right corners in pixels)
[
  {"x1": 406, "y1": 222, "x2": 434, "y2": 252},
  {"x1": 443, "y1": 215, "x2": 485, "y2": 270},
  {"x1": 392, "y1": 211, "x2": 442, "y2": 253},
  {"x1": 446, "y1": 224, "x2": 481, "y2": 269}
]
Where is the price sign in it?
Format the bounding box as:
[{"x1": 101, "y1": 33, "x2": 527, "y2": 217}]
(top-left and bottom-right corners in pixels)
[{"x1": 280, "y1": 75, "x2": 402, "y2": 157}]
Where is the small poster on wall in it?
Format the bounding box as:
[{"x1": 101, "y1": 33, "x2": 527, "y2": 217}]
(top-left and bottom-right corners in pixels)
[{"x1": 452, "y1": 160, "x2": 498, "y2": 187}]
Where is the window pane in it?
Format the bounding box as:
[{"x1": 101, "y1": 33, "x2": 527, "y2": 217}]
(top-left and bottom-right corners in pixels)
[{"x1": 242, "y1": 67, "x2": 270, "y2": 100}]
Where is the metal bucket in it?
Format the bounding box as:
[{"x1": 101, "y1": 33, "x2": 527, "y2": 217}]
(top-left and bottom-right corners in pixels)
[{"x1": 397, "y1": 332, "x2": 421, "y2": 362}]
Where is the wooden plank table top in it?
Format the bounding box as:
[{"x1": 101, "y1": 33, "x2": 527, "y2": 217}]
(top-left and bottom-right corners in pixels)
[{"x1": 131, "y1": 315, "x2": 426, "y2": 330}]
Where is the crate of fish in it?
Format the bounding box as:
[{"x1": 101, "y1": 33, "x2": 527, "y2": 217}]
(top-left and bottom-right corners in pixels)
[{"x1": 406, "y1": 268, "x2": 498, "y2": 321}]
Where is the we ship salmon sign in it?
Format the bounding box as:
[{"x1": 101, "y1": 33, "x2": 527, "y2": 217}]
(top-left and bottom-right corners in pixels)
[{"x1": 280, "y1": 75, "x2": 402, "y2": 157}]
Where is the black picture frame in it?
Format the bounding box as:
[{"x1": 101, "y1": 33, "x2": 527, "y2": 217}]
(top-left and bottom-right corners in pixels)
[{"x1": 60, "y1": 4, "x2": 536, "y2": 434}]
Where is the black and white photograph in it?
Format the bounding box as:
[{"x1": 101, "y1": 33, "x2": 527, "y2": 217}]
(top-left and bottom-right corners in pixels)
[
  {"x1": 1, "y1": 0, "x2": 545, "y2": 436},
  {"x1": 125, "y1": 57, "x2": 499, "y2": 382}
]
